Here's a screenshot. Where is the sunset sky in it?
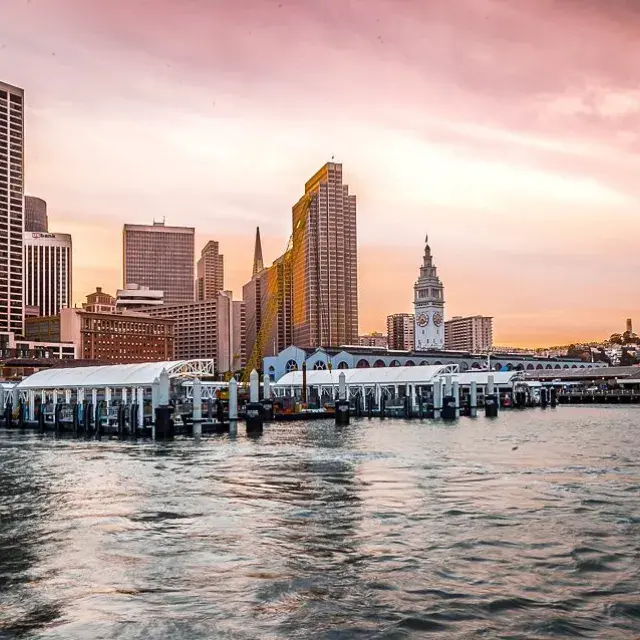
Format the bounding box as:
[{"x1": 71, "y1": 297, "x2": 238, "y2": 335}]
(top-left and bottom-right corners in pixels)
[{"x1": 2, "y1": 0, "x2": 640, "y2": 347}]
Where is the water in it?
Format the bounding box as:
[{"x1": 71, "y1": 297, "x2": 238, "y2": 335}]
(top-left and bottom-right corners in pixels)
[{"x1": 1, "y1": 407, "x2": 639, "y2": 639}]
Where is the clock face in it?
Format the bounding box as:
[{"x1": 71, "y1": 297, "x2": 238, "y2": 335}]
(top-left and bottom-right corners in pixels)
[
  {"x1": 416, "y1": 313, "x2": 429, "y2": 327},
  {"x1": 432, "y1": 312, "x2": 443, "y2": 327}
]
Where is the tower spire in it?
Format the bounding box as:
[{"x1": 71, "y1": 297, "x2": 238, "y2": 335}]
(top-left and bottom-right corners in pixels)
[{"x1": 252, "y1": 226, "x2": 264, "y2": 276}]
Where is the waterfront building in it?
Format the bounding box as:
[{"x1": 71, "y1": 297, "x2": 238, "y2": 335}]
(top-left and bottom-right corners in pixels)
[
  {"x1": 387, "y1": 314, "x2": 415, "y2": 351},
  {"x1": 0, "y1": 81, "x2": 25, "y2": 336},
  {"x1": 143, "y1": 291, "x2": 245, "y2": 374},
  {"x1": 24, "y1": 195, "x2": 47, "y2": 232},
  {"x1": 445, "y1": 315, "x2": 493, "y2": 352},
  {"x1": 358, "y1": 332, "x2": 388, "y2": 349},
  {"x1": 115, "y1": 284, "x2": 163, "y2": 311},
  {"x1": 414, "y1": 235, "x2": 445, "y2": 350},
  {"x1": 196, "y1": 240, "x2": 224, "y2": 301},
  {"x1": 123, "y1": 221, "x2": 195, "y2": 305},
  {"x1": 82, "y1": 287, "x2": 116, "y2": 313},
  {"x1": 23, "y1": 231, "x2": 72, "y2": 317},
  {"x1": 263, "y1": 345, "x2": 604, "y2": 382},
  {"x1": 291, "y1": 162, "x2": 358, "y2": 347}
]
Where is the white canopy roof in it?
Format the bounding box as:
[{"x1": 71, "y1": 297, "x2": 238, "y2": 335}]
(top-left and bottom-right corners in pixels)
[
  {"x1": 16, "y1": 360, "x2": 215, "y2": 390},
  {"x1": 454, "y1": 371, "x2": 523, "y2": 385},
  {"x1": 274, "y1": 366, "x2": 524, "y2": 388},
  {"x1": 273, "y1": 364, "x2": 457, "y2": 387}
]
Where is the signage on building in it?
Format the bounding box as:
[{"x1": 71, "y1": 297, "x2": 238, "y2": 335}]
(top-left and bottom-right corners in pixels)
[{"x1": 31, "y1": 232, "x2": 56, "y2": 239}]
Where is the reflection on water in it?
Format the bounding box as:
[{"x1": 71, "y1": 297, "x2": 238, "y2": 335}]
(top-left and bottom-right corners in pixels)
[{"x1": 1, "y1": 407, "x2": 639, "y2": 638}]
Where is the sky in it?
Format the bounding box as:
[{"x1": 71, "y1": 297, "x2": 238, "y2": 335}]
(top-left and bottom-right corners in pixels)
[{"x1": 2, "y1": 0, "x2": 640, "y2": 347}]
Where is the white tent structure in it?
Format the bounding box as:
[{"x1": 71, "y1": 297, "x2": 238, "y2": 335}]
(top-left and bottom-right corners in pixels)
[
  {"x1": 13, "y1": 360, "x2": 214, "y2": 424},
  {"x1": 272, "y1": 364, "x2": 526, "y2": 407}
]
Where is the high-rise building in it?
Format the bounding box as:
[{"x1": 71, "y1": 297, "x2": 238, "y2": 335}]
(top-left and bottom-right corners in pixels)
[
  {"x1": 24, "y1": 195, "x2": 47, "y2": 232},
  {"x1": 242, "y1": 230, "x2": 292, "y2": 364},
  {"x1": 626, "y1": 318, "x2": 633, "y2": 334},
  {"x1": 115, "y1": 284, "x2": 163, "y2": 311},
  {"x1": 232, "y1": 300, "x2": 246, "y2": 370},
  {"x1": 291, "y1": 162, "x2": 358, "y2": 347},
  {"x1": 0, "y1": 81, "x2": 25, "y2": 336},
  {"x1": 123, "y1": 221, "x2": 195, "y2": 305},
  {"x1": 143, "y1": 291, "x2": 245, "y2": 374},
  {"x1": 444, "y1": 315, "x2": 493, "y2": 352},
  {"x1": 23, "y1": 231, "x2": 72, "y2": 317},
  {"x1": 387, "y1": 314, "x2": 415, "y2": 350},
  {"x1": 252, "y1": 227, "x2": 264, "y2": 276},
  {"x1": 414, "y1": 235, "x2": 445, "y2": 350},
  {"x1": 196, "y1": 240, "x2": 224, "y2": 301}
]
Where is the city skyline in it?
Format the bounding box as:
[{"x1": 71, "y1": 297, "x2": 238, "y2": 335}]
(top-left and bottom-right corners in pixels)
[{"x1": 3, "y1": 0, "x2": 640, "y2": 347}]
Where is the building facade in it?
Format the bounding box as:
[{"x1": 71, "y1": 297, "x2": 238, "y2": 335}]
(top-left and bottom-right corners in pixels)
[
  {"x1": 144, "y1": 291, "x2": 245, "y2": 374},
  {"x1": 263, "y1": 345, "x2": 605, "y2": 382},
  {"x1": 445, "y1": 315, "x2": 493, "y2": 352},
  {"x1": 196, "y1": 240, "x2": 224, "y2": 301},
  {"x1": 123, "y1": 221, "x2": 195, "y2": 305},
  {"x1": 358, "y1": 332, "x2": 388, "y2": 348},
  {"x1": 291, "y1": 162, "x2": 358, "y2": 347},
  {"x1": 24, "y1": 195, "x2": 47, "y2": 232},
  {"x1": 1, "y1": 330, "x2": 76, "y2": 359},
  {"x1": 387, "y1": 314, "x2": 415, "y2": 351},
  {"x1": 83, "y1": 287, "x2": 116, "y2": 313},
  {"x1": 232, "y1": 300, "x2": 246, "y2": 371},
  {"x1": 0, "y1": 81, "x2": 25, "y2": 336},
  {"x1": 414, "y1": 235, "x2": 445, "y2": 350},
  {"x1": 23, "y1": 231, "x2": 72, "y2": 317},
  {"x1": 61, "y1": 308, "x2": 174, "y2": 363},
  {"x1": 115, "y1": 284, "x2": 163, "y2": 311}
]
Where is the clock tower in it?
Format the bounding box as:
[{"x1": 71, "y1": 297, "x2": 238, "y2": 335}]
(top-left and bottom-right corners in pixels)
[{"x1": 414, "y1": 234, "x2": 445, "y2": 350}]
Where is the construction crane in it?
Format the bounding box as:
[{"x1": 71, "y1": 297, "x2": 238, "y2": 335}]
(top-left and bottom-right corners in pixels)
[{"x1": 241, "y1": 192, "x2": 314, "y2": 383}]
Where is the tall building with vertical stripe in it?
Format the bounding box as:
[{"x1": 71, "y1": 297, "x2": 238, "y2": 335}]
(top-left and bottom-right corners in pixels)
[
  {"x1": 291, "y1": 162, "x2": 358, "y2": 347},
  {"x1": 23, "y1": 231, "x2": 72, "y2": 317},
  {"x1": 0, "y1": 81, "x2": 25, "y2": 335}
]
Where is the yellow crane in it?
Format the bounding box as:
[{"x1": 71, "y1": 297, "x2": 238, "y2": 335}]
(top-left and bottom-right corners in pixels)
[{"x1": 241, "y1": 192, "x2": 314, "y2": 383}]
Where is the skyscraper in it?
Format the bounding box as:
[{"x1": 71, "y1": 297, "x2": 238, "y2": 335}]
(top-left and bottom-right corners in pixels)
[
  {"x1": 387, "y1": 313, "x2": 415, "y2": 350},
  {"x1": 196, "y1": 240, "x2": 224, "y2": 301},
  {"x1": 24, "y1": 195, "x2": 48, "y2": 232},
  {"x1": 0, "y1": 81, "x2": 25, "y2": 336},
  {"x1": 252, "y1": 227, "x2": 264, "y2": 276},
  {"x1": 23, "y1": 231, "x2": 72, "y2": 317},
  {"x1": 123, "y1": 221, "x2": 195, "y2": 305},
  {"x1": 414, "y1": 235, "x2": 445, "y2": 350},
  {"x1": 291, "y1": 162, "x2": 358, "y2": 347}
]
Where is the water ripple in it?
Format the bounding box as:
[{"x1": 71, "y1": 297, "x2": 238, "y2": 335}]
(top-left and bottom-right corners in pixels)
[{"x1": 0, "y1": 406, "x2": 639, "y2": 638}]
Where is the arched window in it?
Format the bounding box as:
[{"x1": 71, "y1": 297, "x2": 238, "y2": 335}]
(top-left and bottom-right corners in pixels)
[
  {"x1": 313, "y1": 361, "x2": 327, "y2": 370},
  {"x1": 472, "y1": 362, "x2": 482, "y2": 369},
  {"x1": 337, "y1": 361, "x2": 349, "y2": 370},
  {"x1": 420, "y1": 360, "x2": 429, "y2": 366},
  {"x1": 554, "y1": 364, "x2": 561, "y2": 369},
  {"x1": 536, "y1": 364, "x2": 543, "y2": 370},
  {"x1": 526, "y1": 364, "x2": 534, "y2": 370},
  {"x1": 286, "y1": 360, "x2": 298, "y2": 373},
  {"x1": 494, "y1": 363, "x2": 502, "y2": 371},
  {"x1": 545, "y1": 364, "x2": 553, "y2": 370},
  {"x1": 390, "y1": 360, "x2": 401, "y2": 367},
  {"x1": 405, "y1": 360, "x2": 415, "y2": 366},
  {"x1": 515, "y1": 364, "x2": 524, "y2": 371},
  {"x1": 460, "y1": 362, "x2": 469, "y2": 371},
  {"x1": 356, "y1": 359, "x2": 370, "y2": 368},
  {"x1": 373, "y1": 359, "x2": 385, "y2": 368},
  {"x1": 434, "y1": 360, "x2": 443, "y2": 365}
]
